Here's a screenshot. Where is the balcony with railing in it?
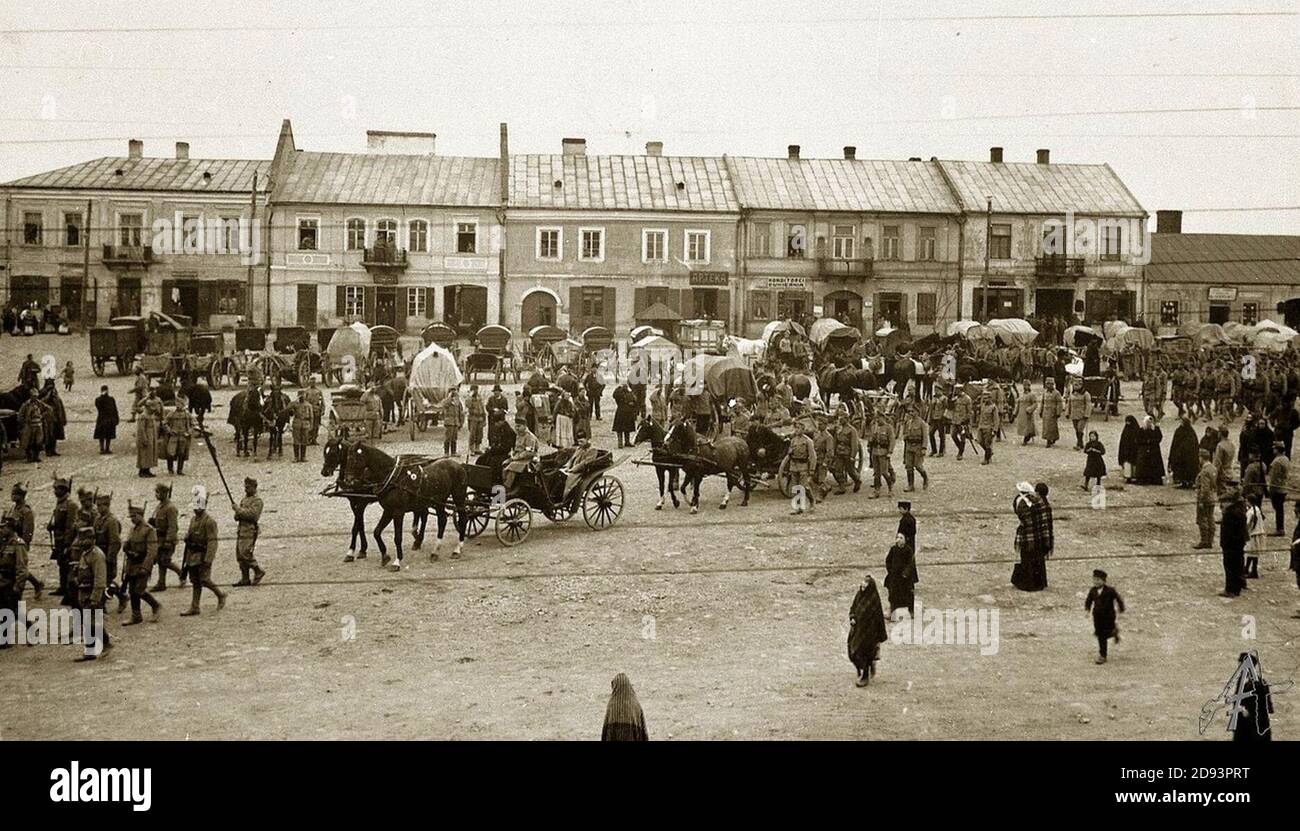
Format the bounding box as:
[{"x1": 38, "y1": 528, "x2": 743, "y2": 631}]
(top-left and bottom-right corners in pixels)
[
  {"x1": 817, "y1": 257, "x2": 872, "y2": 281},
  {"x1": 361, "y1": 244, "x2": 409, "y2": 272},
  {"x1": 101, "y1": 244, "x2": 154, "y2": 268},
  {"x1": 1034, "y1": 255, "x2": 1085, "y2": 280}
]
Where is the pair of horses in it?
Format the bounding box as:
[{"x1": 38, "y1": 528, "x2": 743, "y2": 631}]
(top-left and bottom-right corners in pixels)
[
  {"x1": 321, "y1": 435, "x2": 469, "y2": 570},
  {"x1": 632, "y1": 418, "x2": 751, "y2": 513},
  {"x1": 228, "y1": 388, "x2": 294, "y2": 457}
]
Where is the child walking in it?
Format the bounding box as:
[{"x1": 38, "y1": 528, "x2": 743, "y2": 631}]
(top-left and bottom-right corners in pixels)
[
  {"x1": 1083, "y1": 430, "x2": 1106, "y2": 491},
  {"x1": 1085, "y1": 569, "x2": 1125, "y2": 664},
  {"x1": 62, "y1": 360, "x2": 75, "y2": 392}
]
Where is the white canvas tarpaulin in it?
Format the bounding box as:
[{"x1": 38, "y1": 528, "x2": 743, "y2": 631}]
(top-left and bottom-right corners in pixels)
[{"x1": 409, "y1": 342, "x2": 463, "y2": 390}]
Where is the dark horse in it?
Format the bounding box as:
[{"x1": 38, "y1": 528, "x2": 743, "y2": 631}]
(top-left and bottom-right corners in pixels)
[
  {"x1": 321, "y1": 432, "x2": 382, "y2": 561},
  {"x1": 227, "y1": 389, "x2": 265, "y2": 457},
  {"x1": 632, "y1": 417, "x2": 680, "y2": 510},
  {"x1": 343, "y1": 442, "x2": 469, "y2": 570},
  {"x1": 664, "y1": 419, "x2": 751, "y2": 513}
]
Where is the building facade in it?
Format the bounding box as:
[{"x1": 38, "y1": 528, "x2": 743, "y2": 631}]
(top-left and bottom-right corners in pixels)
[
  {"x1": 0, "y1": 139, "x2": 267, "y2": 326},
  {"x1": 938, "y1": 148, "x2": 1148, "y2": 325},
  {"x1": 264, "y1": 122, "x2": 504, "y2": 333},
  {"x1": 503, "y1": 140, "x2": 739, "y2": 338},
  {"x1": 727, "y1": 149, "x2": 963, "y2": 339},
  {"x1": 1143, "y1": 210, "x2": 1300, "y2": 330}
]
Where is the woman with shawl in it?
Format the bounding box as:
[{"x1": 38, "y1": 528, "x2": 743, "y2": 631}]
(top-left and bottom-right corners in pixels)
[
  {"x1": 1132, "y1": 415, "x2": 1165, "y2": 485},
  {"x1": 1199, "y1": 425, "x2": 1220, "y2": 460},
  {"x1": 1168, "y1": 416, "x2": 1200, "y2": 487},
  {"x1": 1011, "y1": 482, "x2": 1049, "y2": 591},
  {"x1": 601, "y1": 673, "x2": 648, "y2": 741},
  {"x1": 1117, "y1": 415, "x2": 1140, "y2": 481},
  {"x1": 884, "y1": 532, "x2": 918, "y2": 619},
  {"x1": 847, "y1": 575, "x2": 888, "y2": 687}
]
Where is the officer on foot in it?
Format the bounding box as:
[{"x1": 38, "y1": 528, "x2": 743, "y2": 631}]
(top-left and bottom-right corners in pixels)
[
  {"x1": 120, "y1": 501, "x2": 161, "y2": 625},
  {"x1": 783, "y1": 419, "x2": 816, "y2": 514},
  {"x1": 47, "y1": 479, "x2": 75, "y2": 597},
  {"x1": 179, "y1": 486, "x2": 226, "y2": 616},
  {"x1": 150, "y1": 483, "x2": 184, "y2": 591},
  {"x1": 232, "y1": 477, "x2": 265, "y2": 586},
  {"x1": 94, "y1": 493, "x2": 122, "y2": 610},
  {"x1": 10, "y1": 483, "x2": 41, "y2": 597},
  {"x1": 901, "y1": 403, "x2": 930, "y2": 492},
  {"x1": 831, "y1": 409, "x2": 862, "y2": 494},
  {"x1": 73, "y1": 516, "x2": 110, "y2": 661}
]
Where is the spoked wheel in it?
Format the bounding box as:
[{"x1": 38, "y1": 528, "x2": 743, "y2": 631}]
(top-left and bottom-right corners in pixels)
[
  {"x1": 463, "y1": 503, "x2": 489, "y2": 538},
  {"x1": 495, "y1": 498, "x2": 531, "y2": 546},
  {"x1": 207, "y1": 360, "x2": 225, "y2": 389},
  {"x1": 777, "y1": 468, "x2": 794, "y2": 498},
  {"x1": 543, "y1": 499, "x2": 576, "y2": 522},
  {"x1": 581, "y1": 475, "x2": 624, "y2": 531}
]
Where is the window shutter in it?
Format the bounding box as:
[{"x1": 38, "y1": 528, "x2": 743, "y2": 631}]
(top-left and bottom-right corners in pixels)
[
  {"x1": 668, "y1": 289, "x2": 682, "y2": 315},
  {"x1": 603, "y1": 286, "x2": 616, "y2": 330},
  {"x1": 717, "y1": 289, "x2": 731, "y2": 330},
  {"x1": 679, "y1": 289, "x2": 694, "y2": 320},
  {"x1": 336, "y1": 285, "x2": 346, "y2": 319},
  {"x1": 197, "y1": 283, "x2": 215, "y2": 325},
  {"x1": 899, "y1": 293, "x2": 909, "y2": 328},
  {"x1": 364, "y1": 287, "x2": 377, "y2": 326},
  {"x1": 634, "y1": 287, "x2": 647, "y2": 316},
  {"x1": 569, "y1": 285, "x2": 582, "y2": 330}
]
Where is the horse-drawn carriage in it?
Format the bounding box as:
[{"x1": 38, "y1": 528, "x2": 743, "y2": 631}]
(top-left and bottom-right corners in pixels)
[
  {"x1": 465, "y1": 324, "x2": 516, "y2": 383},
  {"x1": 405, "y1": 341, "x2": 462, "y2": 439},
  {"x1": 762, "y1": 319, "x2": 811, "y2": 370},
  {"x1": 1081, "y1": 375, "x2": 1120, "y2": 419},
  {"x1": 461, "y1": 448, "x2": 625, "y2": 546},
  {"x1": 89, "y1": 325, "x2": 138, "y2": 375},
  {"x1": 526, "y1": 325, "x2": 568, "y2": 372}
]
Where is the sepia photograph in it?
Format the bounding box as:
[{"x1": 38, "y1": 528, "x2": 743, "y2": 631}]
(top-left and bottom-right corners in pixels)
[{"x1": 0, "y1": 0, "x2": 1296, "y2": 794}]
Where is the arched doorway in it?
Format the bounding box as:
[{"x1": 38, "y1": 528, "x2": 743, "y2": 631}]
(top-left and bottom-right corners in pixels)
[
  {"x1": 522, "y1": 289, "x2": 559, "y2": 331},
  {"x1": 823, "y1": 289, "x2": 863, "y2": 330}
]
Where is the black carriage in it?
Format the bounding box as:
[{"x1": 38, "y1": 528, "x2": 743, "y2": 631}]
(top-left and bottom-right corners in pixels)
[
  {"x1": 234, "y1": 326, "x2": 267, "y2": 353},
  {"x1": 527, "y1": 325, "x2": 568, "y2": 371},
  {"x1": 459, "y1": 448, "x2": 624, "y2": 546},
  {"x1": 421, "y1": 322, "x2": 457, "y2": 349},
  {"x1": 186, "y1": 331, "x2": 228, "y2": 388},
  {"x1": 275, "y1": 326, "x2": 311, "y2": 353},
  {"x1": 465, "y1": 324, "x2": 516, "y2": 382},
  {"x1": 369, "y1": 325, "x2": 399, "y2": 358},
  {"x1": 580, "y1": 325, "x2": 613, "y2": 353}
]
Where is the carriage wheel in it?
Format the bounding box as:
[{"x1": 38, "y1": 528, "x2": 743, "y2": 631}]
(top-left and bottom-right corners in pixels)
[
  {"x1": 463, "y1": 503, "x2": 490, "y2": 538},
  {"x1": 777, "y1": 469, "x2": 794, "y2": 498},
  {"x1": 415, "y1": 414, "x2": 429, "y2": 432},
  {"x1": 92, "y1": 358, "x2": 106, "y2": 377},
  {"x1": 207, "y1": 360, "x2": 225, "y2": 390},
  {"x1": 295, "y1": 353, "x2": 315, "y2": 388},
  {"x1": 581, "y1": 475, "x2": 624, "y2": 531},
  {"x1": 543, "y1": 499, "x2": 576, "y2": 522},
  {"x1": 409, "y1": 410, "x2": 417, "y2": 441},
  {"x1": 495, "y1": 498, "x2": 531, "y2": 546},
  {"x1": 115, "y1": 357, "x2": 129, "y2": 375}
]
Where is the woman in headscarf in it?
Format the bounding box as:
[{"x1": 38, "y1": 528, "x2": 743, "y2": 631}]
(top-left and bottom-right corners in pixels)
[
  {"x1": 1168, "y1": 415, "x2": 1200, "y2": 488},
  {"x1": 1011, "y1": 481, "x2": 1049, "y2": 591},
  {"x1": 1199, "y1": 425, "x2": 1220, "y2": 460},
  {"x1": 1117, "y1": 415, "x2": 1140, "y2": 482},
  {"x1": 601, "y1": 673, "x2": 648, "y2": 741},
  {"x1": 1132, "y1": 415, "x2": 1165, "y2": 485},
  {"x1": 847, "y1": 574, "x2": 888, "y2": 687},
  {"x1": 884, "y1": 532, "x2": 918, "y2": 620}
]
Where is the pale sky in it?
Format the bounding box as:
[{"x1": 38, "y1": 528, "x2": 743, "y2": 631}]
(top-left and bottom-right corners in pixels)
[{"x1": 2, "y1": 0, "x2": 1297, "y2": 233}]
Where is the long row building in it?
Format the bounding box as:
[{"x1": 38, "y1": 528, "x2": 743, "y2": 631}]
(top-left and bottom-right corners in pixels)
[{"x1": 7, "y1": 120, "x2": 1283, "y2": 339}]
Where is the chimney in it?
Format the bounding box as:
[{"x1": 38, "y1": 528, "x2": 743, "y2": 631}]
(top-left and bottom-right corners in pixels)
[
  {"x1": 1156, "y1": 210, "x2": 1183, "y2": 234},
  {"x1": 908, "y1": 157, "x2": 922, "y2": 162},
  {"x1": 843, "y1": 146, "x2": 857, "y2": 160},
  {"x1": 562, "y1": 137, "x2": 587, "y2": 156},
  {"x1": 175, "y1": 141, "x2": 190, "y2": 160},
  {"x1": 128, "y1": 139, "x2": 143, "y2": 159},
  {"x1": 1036, "y1": 148, "x2": 1050, "y2": 165},
  {"x1": 989, "y1": 146, "x2": 1003, "y2": 163},
  {"x1": 366, "y1": 130, "x2": 436, "y2": 154},
  {"x1": 645, "y1": 141, "x2": 663, "y2": 157},
  {"x1": 788, "y1": 144, "x2": 800, "y2": 160}
]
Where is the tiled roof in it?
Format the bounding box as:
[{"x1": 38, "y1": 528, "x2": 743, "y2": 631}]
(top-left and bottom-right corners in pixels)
[
  {"x1": 2, "y1": 157, "x2": 269, "y2": 192},
  {"x1": 727, "y1": 157, "x2": 960, "y2": 214},
  {"x1": 1145, "y1": 233, "x2": 1300, "y2": 286},
  {"x1": 937, "y1": 160, "x2": 1145, "y2": 216},
  {"x1": 509, "y1": 154, "x2": 738, "y2": 212},
  {"x1": 276, "y1": 151, "x2": 500, "y2": 206}
]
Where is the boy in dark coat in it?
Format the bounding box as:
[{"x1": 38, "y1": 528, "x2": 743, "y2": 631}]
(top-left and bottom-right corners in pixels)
[
  {"x1": 1219, "y1": 486, "x2": 1248, "y2": 597},
  {"x1": 1085, "y1": 569, "x2": 1124, "y2": 664}
]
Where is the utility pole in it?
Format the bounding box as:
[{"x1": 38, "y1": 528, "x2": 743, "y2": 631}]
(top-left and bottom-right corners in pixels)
[
  {"x1": 980, "y1": 195, "x2": 991, "y2": 321},
  {"x1": 248, "y1": 172, "x2": 260, "y2": 327},
  {"x1": 81, "y1": 198, "x2": 91, "y2": 327}
]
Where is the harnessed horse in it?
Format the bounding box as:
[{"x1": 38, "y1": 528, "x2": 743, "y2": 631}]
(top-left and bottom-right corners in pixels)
[
  {"x1": 632, "y1": 417, "x2": 680, "y2": 510},
  {"x1": 664, "y1": 419, "x2": 751, "y2": 514}
]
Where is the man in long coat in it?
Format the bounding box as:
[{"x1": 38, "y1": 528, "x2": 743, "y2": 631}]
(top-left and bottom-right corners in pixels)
[
  {"x1": 17, "y1": 387, "x2": 46, "y2": 462},
  {"x1": 94, "y1": 385, "x2": 119, "y2": 454},
  {"x1": 135, "y1": 387, "x2": 162, "y2": 477},
  {"x1": 1039, "y1": 377, "x2": 1063, "y2": 447},
  {"x1": 163, "y1": 399, "x2": 193, "y2": 475}
]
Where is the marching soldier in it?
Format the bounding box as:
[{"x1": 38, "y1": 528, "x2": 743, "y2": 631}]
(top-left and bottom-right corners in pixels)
[
  {"x1": 180, "y1": 486, "x2": 226, "y2": 615},
  {"x1": 93, "y1": 493, "x2": 122, "y2": 605},
  {"x1": 305, "y1": 376, "x2": 325, "y2": 444},
  {"x1": 291, "y1": 390, "x2": 314, "y2": 462},
  {"x1": 163, "y1": 397, "x2": 194, "y2": 475},
  {"x1": 73, "y1": 518, "x2": 109, "y2": 660},
  {"x1": 150, "y1": 482, "x2": 184, "y2": 591},
  {"x1": 812, "y1": 414, "x2": 835, "y2": 500},
  {"x1": 1066, "y1": 380, "x2": 1092, "y2": 450},
  {"x1": 0, "y1": 515, "x2": 28, "y2": 648},
  {"x1": 466, "y1": 386, "x2": 486, "y2": 454},
  {"x1": 831, "y1": 409, "x2": 862, "y2": 495},
  {"x1": 928, "y1": 384, "x2": 950, "y2": 457},
  {"x1": 120, "y1": 501, "x2": 160, "y2": 624},
  {"x1": 868, "y1": 409, "x2": 897, "y2": 498},
  {"x1": 47, "y1": 479, "x2": 76, "y2": 598},
  {"x1": 976, "y1": 393, "x2": 999, "y2": 465},
  {"x1": 10, "y1": 483, "x2": 40, "y2": 597},
  {"x1": 442, "y1": 385, "x2": 466, "y2": 456},
  {"x1": 232, "y1": 477, "x2": 266, "y2": 586},
  {"x1": 783, "y1": 419, "x2": 817, "y2": 514},
  {"x1": 900, "y1": 404, "x2": 929, "y2": 492},
  {"x1": 951, "y1": 384, "x2": 973, "y2": 461}
]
